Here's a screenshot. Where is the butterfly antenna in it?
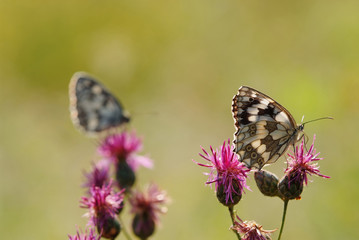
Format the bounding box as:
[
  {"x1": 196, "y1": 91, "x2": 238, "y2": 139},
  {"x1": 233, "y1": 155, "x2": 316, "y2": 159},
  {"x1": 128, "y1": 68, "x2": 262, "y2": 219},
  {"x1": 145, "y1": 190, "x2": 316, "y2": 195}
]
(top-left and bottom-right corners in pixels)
[
  {"x1": 302, "y1": 117, "x2": 333, "y2": 126},
  {"x1": 303, "y1": 132, "x2": 310, "y2": 152}
]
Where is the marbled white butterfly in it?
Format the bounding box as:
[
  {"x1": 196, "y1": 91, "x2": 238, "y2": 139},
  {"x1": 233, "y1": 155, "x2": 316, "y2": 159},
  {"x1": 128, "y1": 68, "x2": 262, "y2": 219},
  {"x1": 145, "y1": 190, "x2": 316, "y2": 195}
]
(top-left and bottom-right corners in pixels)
[
  {"x1": 232, "y1": 86, "x2": 303, "y2": 169},
  {"x1": 69, "y1": 72, "x2": 130, "y2": 134}
]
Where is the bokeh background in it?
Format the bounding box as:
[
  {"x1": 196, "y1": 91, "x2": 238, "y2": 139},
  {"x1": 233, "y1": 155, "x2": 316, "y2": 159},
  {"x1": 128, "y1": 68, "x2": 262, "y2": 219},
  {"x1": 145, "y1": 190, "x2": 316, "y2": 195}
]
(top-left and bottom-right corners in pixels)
[{"x1": 1, "y1": 0, "x2": 358, "y2": 239}]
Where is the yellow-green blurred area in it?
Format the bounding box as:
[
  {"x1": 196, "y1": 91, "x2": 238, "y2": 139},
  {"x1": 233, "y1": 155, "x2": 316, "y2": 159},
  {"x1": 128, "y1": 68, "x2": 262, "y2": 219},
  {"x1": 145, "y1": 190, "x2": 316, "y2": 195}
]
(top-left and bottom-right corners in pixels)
[{"x1": 1, "y1": 0, "x2": 358, "y2": 239}]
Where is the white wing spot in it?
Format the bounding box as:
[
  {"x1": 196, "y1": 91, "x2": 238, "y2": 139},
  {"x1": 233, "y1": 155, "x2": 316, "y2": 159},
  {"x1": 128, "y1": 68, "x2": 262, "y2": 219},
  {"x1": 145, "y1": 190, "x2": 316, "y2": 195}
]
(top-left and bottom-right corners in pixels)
[
  {"x1": 88, "y1": 118, "x2": 99, "y2": 130},
  {"x1": 248, "y1": 115, "x2": 258, "y2": 122},
  {"x1": 259, "y1": 99, "x2": 271, "y2": 105},
  {"x1": 257, "y1": 144, "x2": 266, "y2": 154},
  {"x1": 247, "y1": 107, "x2": 259, "y2": 115},
  {"x1": 275, "y1": 111, "x2": 290, "y2": 123},
  {"x1": 270, "y1": 130, "x2": 286, "y2": 140},
  {"x1": 261, "y1": 152, "x2": 270, "y2": 161},
  {"x1": 242, "y1": 97, "x2": 250, "y2": 102},
  {"x1": 251, "y1": 139, "x2": 261, "y2": 149},
  {"x1": 92, "y1": 85, "x2": 102, "y2": 94}
]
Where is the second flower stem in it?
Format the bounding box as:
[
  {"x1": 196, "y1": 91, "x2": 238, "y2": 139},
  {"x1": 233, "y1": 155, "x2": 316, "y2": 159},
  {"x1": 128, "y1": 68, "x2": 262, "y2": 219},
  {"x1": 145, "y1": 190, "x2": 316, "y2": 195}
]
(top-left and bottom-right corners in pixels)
[
  {"x1": 228, "y1": 206, "x2": 241, "y2": 240},
  {"x1": 118, "y1": 216, "x2": 133, "y2": 240},
  {"x1": 277, "y1": 199, "x2": 289, "y2": 240}
]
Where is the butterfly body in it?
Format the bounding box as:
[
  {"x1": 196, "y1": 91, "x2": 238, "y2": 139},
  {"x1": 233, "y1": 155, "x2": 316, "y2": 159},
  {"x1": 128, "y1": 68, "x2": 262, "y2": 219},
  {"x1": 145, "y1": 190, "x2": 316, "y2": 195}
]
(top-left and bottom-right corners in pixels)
[
  {"x1": 69, "y1": 72, "x2": 130, "y2": 134},
  {"x1": 232, "y1": 86, "x2": 303, "y2": 169}
]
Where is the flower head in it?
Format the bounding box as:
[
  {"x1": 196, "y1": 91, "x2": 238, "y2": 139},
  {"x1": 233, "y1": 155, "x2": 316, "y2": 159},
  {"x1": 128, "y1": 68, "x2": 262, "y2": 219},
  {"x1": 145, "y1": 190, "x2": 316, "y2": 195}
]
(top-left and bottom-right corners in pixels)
[
  {"x1": 285, "y1": 135, "x2": 330, "y2": 187},
  {"x1": 68, "y1": 227, "x2": 101, "y2": 240},
  {"x1": 80, "y1": 181, "x2": 125, "y2": 227},
  {"x1": 98, "y1": 131, "x2": 153, "y2": 171},
  {"x1": 129, "y1": 183, "x2": 168, "y2": 239},
  {"x1": 130, "y1": 183, "x2": 168, "y2": 224},
  {"x1": 195, "y1": 139, "x2": 250, "y2": 205},
  {"x1": 83, "y1": 160, "x2": 111, "y2": 191},
  {"x1": 232, "y1": 217, "x2": 276, "y2": 240}
]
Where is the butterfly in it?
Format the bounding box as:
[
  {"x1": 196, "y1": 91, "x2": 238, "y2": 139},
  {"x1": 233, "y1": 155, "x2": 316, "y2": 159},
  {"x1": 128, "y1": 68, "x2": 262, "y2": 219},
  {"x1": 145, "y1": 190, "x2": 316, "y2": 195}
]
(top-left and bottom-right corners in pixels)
[
  {"x1": 69, "y1": 72, "x2": 130, "y2": 134},
  {"x1": 232, "y1": 86, "x2": 304, "y2": 169}
]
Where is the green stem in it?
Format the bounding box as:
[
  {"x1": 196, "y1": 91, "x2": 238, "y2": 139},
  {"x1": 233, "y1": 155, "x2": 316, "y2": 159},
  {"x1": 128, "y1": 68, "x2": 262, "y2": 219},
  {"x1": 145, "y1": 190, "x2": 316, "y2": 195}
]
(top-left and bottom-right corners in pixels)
[
  {"x1": 228, "y1": 206, "x2": 241, "y2": 240},
  {"x1": 277, "y1": 200, "x2": 289, "y2": 240},
  {"x1": 118, "y1": 216, "x2": 133, "y2": 240}
]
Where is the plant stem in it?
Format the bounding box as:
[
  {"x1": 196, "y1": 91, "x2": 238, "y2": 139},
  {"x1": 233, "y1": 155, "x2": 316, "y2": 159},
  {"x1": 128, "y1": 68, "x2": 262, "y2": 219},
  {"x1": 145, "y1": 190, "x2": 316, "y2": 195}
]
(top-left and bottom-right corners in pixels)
[
  {"x1": 277, "y1": 199, "x2": 289, "y2": 240},
  {"x1": 118, "y1": 216, "x2": 133, "y2": 240},
  {"x1": 228, "y1": 206, "x2": 241, "y2": 240}
]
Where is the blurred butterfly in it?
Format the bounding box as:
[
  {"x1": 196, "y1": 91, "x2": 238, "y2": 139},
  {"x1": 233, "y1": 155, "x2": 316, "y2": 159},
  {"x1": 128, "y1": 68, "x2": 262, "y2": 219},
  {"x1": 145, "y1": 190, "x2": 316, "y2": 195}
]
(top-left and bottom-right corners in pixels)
[
  {"x1": 232, "y1": 86, "x2": 303, "y2": 169},
  {"x1": 69, "y1": 72, "x2": 130, "y2": 134}
]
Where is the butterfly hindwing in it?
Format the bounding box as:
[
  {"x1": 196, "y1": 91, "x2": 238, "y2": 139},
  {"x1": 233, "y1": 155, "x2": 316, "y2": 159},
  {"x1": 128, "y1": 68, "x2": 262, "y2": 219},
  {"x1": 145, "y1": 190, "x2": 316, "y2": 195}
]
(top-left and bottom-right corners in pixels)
[
  {"x1": 69, "y1": 72, "x2": 130, "y2": 134},
  {"x1": 232, "y1": 86, "x2": 299, "y2": 169}
]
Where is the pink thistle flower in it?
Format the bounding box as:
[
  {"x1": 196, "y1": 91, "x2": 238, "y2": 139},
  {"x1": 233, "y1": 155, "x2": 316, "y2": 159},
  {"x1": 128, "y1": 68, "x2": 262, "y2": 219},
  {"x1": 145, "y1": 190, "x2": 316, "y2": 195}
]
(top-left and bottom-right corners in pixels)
[
  {"x1": 232, "y1": 216, "x2": 276, "y2": 240},
  {"x1": 129, "y1": 184, "x2": 169, "y2": 239},
  {"x1": 98, "y1": 131, "x2": 153, "y2": 171},
  {"x1": 130, "y1": 183, "x2": 168, "y2": 224},
  {"x1": 285, "y1": 135, "x2": 330, "y2": 187},
  {"x1": 83, "y1": 160, "x2": 110, "y2": 190},
  {"x1": 68, "y1": 227, "x2": 101, "y2": 240},
  {"x1": 80, "y1": 181, "x2": 125, "y2": 227},
  {"x1": 194, "y1": 139, "x2": 250, "y2": 206}
]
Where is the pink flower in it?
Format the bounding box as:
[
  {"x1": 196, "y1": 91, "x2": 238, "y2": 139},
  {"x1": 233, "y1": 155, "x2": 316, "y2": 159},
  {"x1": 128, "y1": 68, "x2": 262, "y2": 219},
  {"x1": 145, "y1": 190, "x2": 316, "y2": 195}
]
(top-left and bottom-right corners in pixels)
[
  {"x1": 130, "y1": 183, "x2": 168, "y2": 224},
  {"x1": 83, "y1": 160, "x2": 110, "y2": 190},
  {"x1": 68, "y1": 227, "x2": 101, "y2": 240},
  {"x1": 129, "y1": 184, "x2": 169, "y2": 239},
  {"x1": 232, "y1": 216, "x2": 276, "y2": 240},
  {"x1": 285, "y1": 135, "x2": 330, "y2": 187},
  {"x1": 195, "y1": 139, "x2": 250, "y2": 205},
  {"x1": 80, "y1": 182, "x2": 124, "y2": 227},
  {"x1": 98, "y1": 131, "x2": 153, "y2": 171}
]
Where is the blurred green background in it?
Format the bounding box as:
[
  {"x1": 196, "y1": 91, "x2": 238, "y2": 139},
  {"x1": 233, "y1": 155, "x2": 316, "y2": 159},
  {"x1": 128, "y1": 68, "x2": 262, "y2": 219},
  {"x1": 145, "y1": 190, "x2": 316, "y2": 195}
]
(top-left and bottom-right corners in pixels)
[{"x1": 1, "y1": 0, "x2": 358, "y2": 239}]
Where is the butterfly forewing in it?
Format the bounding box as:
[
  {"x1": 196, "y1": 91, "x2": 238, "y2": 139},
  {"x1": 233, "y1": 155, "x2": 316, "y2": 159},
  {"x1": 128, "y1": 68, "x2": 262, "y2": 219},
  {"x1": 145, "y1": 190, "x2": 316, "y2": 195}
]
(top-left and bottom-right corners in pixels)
[
  {"x1": 69, "y1": 72, "x2": 130, "y2": 134},
  {"x1": 232, "y1": 86, "x2": 299, "y2": 169}
]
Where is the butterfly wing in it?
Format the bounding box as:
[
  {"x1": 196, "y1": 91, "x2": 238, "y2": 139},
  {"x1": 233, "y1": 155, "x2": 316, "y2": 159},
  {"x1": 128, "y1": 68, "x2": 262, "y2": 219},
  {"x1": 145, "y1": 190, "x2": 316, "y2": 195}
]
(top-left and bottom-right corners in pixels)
[
  {"x1": 69, "y1": 72, "x2": 130, "y2": 133},
  {"x1": 232, "y1": 86, "x2": 298, "y2": 169}
]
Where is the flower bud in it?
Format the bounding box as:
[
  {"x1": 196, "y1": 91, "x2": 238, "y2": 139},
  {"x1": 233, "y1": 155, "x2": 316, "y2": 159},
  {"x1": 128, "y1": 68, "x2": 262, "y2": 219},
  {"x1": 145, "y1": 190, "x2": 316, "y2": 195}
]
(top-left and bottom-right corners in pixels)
[
  {"x1": 97, "y1": 216, "x2": 121, "y2": 239},
  {"x1": 254, "y1": 170, "x2": 279, "y2": 197},
  {"x1": 116, "y1": 160, "x2": 135, "y2": 190},
  {"x1": 132, "y1": 213, "x2": 155, "y2": 239},
  {"x1": 278, "y1": 173, "x2": 303, "y2": 200},
  {"x1": 216, "y1": 180, "x2": 242, "y2": 207}
]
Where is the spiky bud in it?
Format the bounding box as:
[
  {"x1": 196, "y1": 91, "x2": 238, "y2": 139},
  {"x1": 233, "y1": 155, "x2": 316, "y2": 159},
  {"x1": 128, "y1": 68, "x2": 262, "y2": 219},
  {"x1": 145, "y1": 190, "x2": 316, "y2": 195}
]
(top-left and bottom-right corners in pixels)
[
  {"x1": 116, "y1": 160, "x2": 135, "y2": 190},
  {"x1": 132, "y1": 213, "x2": 155, "y2": 239},
  {"x1": 97, "y1": 216, "x2": 121, "y2": 239},
  {"x1": 278, "y1": 173, "x2": 303, "y2": 200},
  {"x1": 216, "y1": 180, "x2": 242, "y2": 207},
  {"x1": 254, "y1": 170, "x2": 280, "y2": 197}
]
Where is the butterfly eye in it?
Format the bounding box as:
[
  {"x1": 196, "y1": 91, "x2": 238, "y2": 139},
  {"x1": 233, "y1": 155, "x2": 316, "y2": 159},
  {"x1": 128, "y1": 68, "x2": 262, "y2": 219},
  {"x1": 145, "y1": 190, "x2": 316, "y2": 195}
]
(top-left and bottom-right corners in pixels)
[
  {"x1": 249, "y1": 125, "x2": 256, "y2": 131},
  {"x1": 251, "y1": 152, "x2": 258, "y2": 159},
  {"x1": 257, "y1": 157, "x2": 264, "y2": 166},
  {"x1": 245, "y1": 145, "x2": 253, "y2": 151}
]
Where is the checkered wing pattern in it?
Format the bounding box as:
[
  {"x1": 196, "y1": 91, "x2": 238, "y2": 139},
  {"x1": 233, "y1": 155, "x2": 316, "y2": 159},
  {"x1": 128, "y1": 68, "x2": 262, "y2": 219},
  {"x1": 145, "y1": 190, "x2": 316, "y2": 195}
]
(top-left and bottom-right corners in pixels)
[
  {"x1": 232, "y1": 86, "x2": 300, "y2": 169},
  {"x1": 69, "y1": 72, "x2": 130, "y2": 134}
]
